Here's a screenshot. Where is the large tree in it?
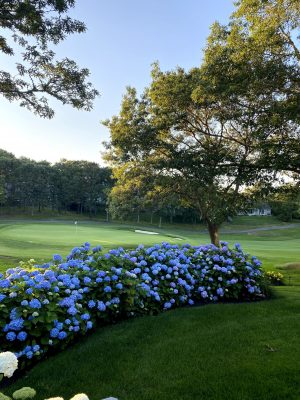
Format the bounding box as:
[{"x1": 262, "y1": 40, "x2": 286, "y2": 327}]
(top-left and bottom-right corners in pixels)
[
  {"x1": 105, "y1": 0, "x2": 300, "y2": 245},
  {"x1": 0, "y1": 0, "x2": 98, "y2": 118},
  {"x1": 103, "y1": 66, "x2": 282, "y2": 245}
]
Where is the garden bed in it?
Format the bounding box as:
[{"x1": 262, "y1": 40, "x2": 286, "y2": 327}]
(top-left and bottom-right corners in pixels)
[{"x1": 0, "y1": 242, "x2": 267, "y2": 373}]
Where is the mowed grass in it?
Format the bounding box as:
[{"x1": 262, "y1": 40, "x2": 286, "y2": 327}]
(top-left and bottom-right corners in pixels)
[
  {"x1": 1, "y1": 218, "x2": 300, "y2": 399},
  {"x1": 4, "y1": 287, "x2": 300, "y2": 400},
  {"x1": 0, "y1": 218, "x2": 299, "y2": 284}
]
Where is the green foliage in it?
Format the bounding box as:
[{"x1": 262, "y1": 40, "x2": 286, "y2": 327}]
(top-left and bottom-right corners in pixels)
[
  {"x1": 268, "y1": 185, "x2": 300, "y2": 221},
  {"x1": 0, "y1": 0, "x2": 98, "y2": 117},
  {"x1": 104, "y1": 64, "x2": 282, "y2": 244},
  {"x1": 0, "y1": 149, "x2": 113, "y2": 215},
  {"x1": 201, "y1": 0, "x2": 300, "y2": 175},
  {"x1": 271, "y1": 201, "x2": 299, "y2": 222}
]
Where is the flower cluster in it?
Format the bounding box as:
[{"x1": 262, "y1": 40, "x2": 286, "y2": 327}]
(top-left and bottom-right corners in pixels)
[
  {"x1": 265, "y1": 270, "x2": 284, "y2": 285},
  {"x1": 0, "y1": 351, "x2": 117, "y2": 400},
  {"x1": 0, "y1": 351, "x2": 18, "y2": 378},
  {"x1": 0, "y1": 242, "x2": 266, "y2": 369},
  {"x1": 0, "y1": 351, "x2": 118, "y2": 400}
]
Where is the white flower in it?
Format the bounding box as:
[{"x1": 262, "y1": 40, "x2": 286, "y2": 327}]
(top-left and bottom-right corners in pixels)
[
  {"x1": 13, "y1": 387, "x2": 36, "y2": 399},
  {"x1": 69, "y1": 394, "x2": 89, "y2": 400},
  {"x1": 102, "y1": 398, "x2": 119, "y2": 400},
  {"x1": 45, "y1": 397, "x2": 64, "y2": 400},
  {"x1": 0, "y1": 351, "x2": 18, "y2": 378}
]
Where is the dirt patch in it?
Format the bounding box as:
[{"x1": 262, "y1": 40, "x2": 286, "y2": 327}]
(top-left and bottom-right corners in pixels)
[{"x1": 280, "y1": 262, "x2": 300, "y2": 271}]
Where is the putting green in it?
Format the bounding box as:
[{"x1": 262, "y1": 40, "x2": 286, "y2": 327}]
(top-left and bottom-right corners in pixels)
[{"x1": 0, "y1": 221, "x2": 190, "y2": 267}]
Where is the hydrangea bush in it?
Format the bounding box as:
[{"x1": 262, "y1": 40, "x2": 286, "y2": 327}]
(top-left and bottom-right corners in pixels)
[{"x1": 0, "y1": 242, "x2": 267, "y2": 369}]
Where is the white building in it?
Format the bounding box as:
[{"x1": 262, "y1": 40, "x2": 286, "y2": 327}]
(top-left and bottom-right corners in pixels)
[{"x1": 242, "y1": 204, "x2": 272, "y2": 216}]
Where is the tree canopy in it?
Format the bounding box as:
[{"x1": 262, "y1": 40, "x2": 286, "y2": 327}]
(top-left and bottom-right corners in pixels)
[
  {"x1": 0, "y1": 0, "x2": 98, "y2": 117},
  {"x1": 104, "y1": 65, "x2": 280, "y2": 245},
  {"x1": 201, "y1": 0, "x2": 300, "y2": 176},
  {"x1": 104, "y1": 0, "x2": 300, "y2": 245}
]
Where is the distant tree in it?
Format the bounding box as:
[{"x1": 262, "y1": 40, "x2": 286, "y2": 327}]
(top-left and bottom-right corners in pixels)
[
  {"x1": 0, "y1": 174, "x2": 5, "y2": 206},
  {"x1": 0, "y1": 0, "x2": 98, "y2": 118},
  {"x1": 14, "y1": 158, "x2": 52, "y2": 213},
  {"x1": 0, "y1": 149, "x2": 18, "y2": 205},
  {"x1": 108, "y1": 166, "x2": 147, "y2": 223},
  {"x1": 53, "y1": 159, "x2": 113, "y2": 214},
  {"x1": 269, "y1": 184, "x2": 300, "y2": 221}
]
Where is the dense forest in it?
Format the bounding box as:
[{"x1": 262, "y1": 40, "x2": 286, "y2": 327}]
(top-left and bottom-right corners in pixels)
[{"x1": 0, "y1": 149, "x2": 113, "y2": 216}]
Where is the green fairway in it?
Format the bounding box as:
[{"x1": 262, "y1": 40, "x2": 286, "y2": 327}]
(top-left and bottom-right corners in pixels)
[
  {"x1": 0, "y1": 218, "x2": 299, "y2": 284},
  {"x1": 4, "y1": 287, "x2": 300, "y2": 400}
]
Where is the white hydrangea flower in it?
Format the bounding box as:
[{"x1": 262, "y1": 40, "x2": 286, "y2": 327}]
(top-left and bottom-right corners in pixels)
[
  {"x1": 69, "y1": 395, "x2": 89, "y2": 400},
  {"x1": 102, "y1": 398, "x2": 119, "y2": 400},
  {"x1": 0, "y1": 392, "x2": 12, "y2": 400},
  {"x1": 45, "y1": 397, "x2": 64, "y2": 400},
  {"x1": 13, "y1": 387, "x2": 36, "y2": 400},
  {"x1": 0, "y1": 351, "x2": 18, "y2": 378}
]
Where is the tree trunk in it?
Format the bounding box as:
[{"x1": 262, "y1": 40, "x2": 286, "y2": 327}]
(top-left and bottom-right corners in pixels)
[
  {"x1": 159, "y1": 216, "x2": 162, "y2": 228},
  {"x1": 207, "y1": 222, "x2": 220, "y2": 246}
]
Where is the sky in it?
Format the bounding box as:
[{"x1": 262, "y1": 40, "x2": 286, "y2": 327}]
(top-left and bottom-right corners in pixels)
[{"x1": 0, "y1": 0, "x2": 235, "y2": 165}]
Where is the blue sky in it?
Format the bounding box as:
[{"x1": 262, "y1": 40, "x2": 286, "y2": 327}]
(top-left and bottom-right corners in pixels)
[{"x1": 0, "y1": 0, "x2": 235, "y2": 165}]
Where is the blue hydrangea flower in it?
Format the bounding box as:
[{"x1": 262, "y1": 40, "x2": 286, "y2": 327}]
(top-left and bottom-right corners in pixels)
[
  {"x1": 6, "y1": 331, "x2": 17, "y2": 341},
  {"x1": 81, "y1": 313, "x2": 90, "y2": 321},
  {"x1": 50, "y1": 328, "x2": 59, "y2": 338},
  {"x1": 88, "y1": 300, "x2": 96, "y2": 308},
  {"x1": 97, "y1": 301, "x2": 106, "y2": 312},
  {"x1": 53, "y1": 254, "x2": 63, "y2": 263},
  {"x1": 29, "y1": 299, "x2": 42, "y2": 309},
  {"x1": 17, "y1": 331, "x2": 27, "y2": 341},
  {"x1": 104, "y1": 285, "x2": 112, "y2": 293},
  {"x1": 58, "y1": 331, "x2": 67, "y2": 340}
]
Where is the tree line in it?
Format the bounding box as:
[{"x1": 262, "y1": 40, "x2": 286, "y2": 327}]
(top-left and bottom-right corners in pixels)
[
  {"x1": 0, "y1": 149, "x2": 113, "y2": 216},
  {"x1": 0, "y1": 148, "x2": 204, "y2": 223}
]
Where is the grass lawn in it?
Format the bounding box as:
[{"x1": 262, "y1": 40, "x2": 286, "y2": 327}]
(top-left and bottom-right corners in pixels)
[
  {"x1": 0, "y1": 217, "x2": 299, "y2": 284},
  {"x1": 0, "y1": 217, "x2": 300, "y2": 399},
  {"x1": 3, "y1": 287, "x2": 300, "y2": 400}
]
